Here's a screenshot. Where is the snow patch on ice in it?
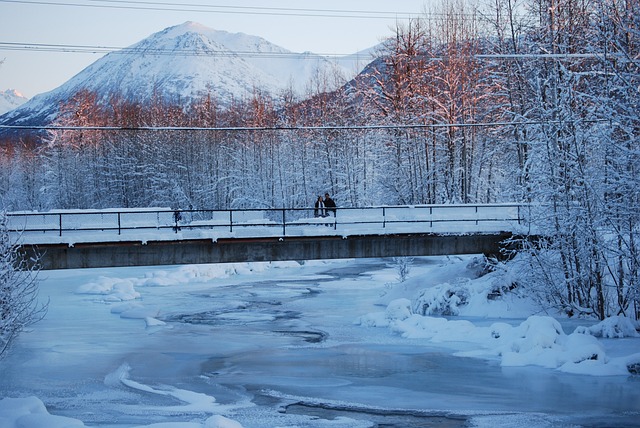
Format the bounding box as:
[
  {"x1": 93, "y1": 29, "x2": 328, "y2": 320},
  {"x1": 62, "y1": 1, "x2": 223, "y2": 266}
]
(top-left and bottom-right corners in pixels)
[
  {"x1": 103, "y1": 363, "x2": 249, "y2": 425},
  {"x1": 0, "y1": 396, "x2": 85, "y2": 427},
  {"x1": 468, "y1": 412, "x2": 566, "y2": 428},
  {"x1": 75, "y1": 261, "x2": 306, "y2": 312},
  {"x1": 0, "y1": 394, "x2": 245, "y2": 428},
  {"x1": 76, "y1": 276, "x2": 141, "y2": 301}
]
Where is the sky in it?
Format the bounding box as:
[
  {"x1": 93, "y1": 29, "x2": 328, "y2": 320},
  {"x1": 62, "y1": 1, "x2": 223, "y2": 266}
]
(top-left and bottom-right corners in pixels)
[{"x1": 0, "y1": 0, "x2": 432, "y2": 99}]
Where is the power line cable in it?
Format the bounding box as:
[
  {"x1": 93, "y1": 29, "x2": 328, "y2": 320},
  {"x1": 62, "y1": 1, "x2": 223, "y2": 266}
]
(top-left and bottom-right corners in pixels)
[
  {"x1": 0, "y1": 41, "x2": 364, "y2": 59},
  {"x1": 87, "y1": 0, "x2": 415, "y2": 17},
  {"x1": 0, "y1": 0, "x2": 424, "y2": 19},
  {"x1": 0, "y1": 119, "x2": 611, "y2": 132},
  {"x1": 0, "y1": 41, "x2": 616, "y2": 61}
]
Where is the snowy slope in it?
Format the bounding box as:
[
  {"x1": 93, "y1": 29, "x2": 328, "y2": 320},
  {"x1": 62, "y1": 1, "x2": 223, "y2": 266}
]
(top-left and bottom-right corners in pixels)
[
  {"x1": 334, "y1": 45, "x2": 380, "y2": 76},
  {"x1": 0, "y1": 21, "x2": 363, "y2": 127},
  {"x1": 0, "y1": 89, "x2": 28, "y2": 115}
]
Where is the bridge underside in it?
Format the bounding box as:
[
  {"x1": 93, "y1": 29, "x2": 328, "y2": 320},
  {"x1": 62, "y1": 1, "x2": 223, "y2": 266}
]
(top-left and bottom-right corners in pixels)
[{"x1": 19, "y1": 232, "x2": 516, "y2": 270}]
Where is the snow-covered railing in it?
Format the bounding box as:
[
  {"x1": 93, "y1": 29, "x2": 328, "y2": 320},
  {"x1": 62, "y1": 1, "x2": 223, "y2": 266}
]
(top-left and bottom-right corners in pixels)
[{"x1": 7, "y1": 204, "x2": 529, "y2": 244}]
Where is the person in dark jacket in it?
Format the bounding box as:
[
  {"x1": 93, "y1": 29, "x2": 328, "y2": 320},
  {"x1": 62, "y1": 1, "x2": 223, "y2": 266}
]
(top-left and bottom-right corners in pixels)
[
  {"x1": 324, "y1": 193, "x2": 336, "y2": 217},
  {"x1": 173, "y1": 208, "x2": 182, "y2": 232}
]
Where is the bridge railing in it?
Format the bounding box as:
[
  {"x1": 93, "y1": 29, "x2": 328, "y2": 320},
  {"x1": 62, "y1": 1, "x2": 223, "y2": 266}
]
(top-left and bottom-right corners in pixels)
[{"x1": 6, "y1": 203, "x2": 529, "y2": 244}]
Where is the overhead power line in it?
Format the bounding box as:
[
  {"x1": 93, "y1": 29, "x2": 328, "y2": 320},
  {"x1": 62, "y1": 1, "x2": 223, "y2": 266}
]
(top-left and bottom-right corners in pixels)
[
  {"x1": 86, "y1": 0, "x2": 418, "y2": 18},
  {"x1": 0, "y1": 41, "x2": 364, "y2": 59},
  {"x1": 0, "y1": 119, "x2": 611, "y2": 132},
  {"x1": 0, "y1": 0, "x2": 424, "y2": 19},
  {"x1": 0, "y1": 42, "x2": 616, "y2": 62}
]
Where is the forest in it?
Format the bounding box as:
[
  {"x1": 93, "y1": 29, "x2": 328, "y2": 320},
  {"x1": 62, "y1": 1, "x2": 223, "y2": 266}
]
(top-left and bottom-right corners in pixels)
[{"x1": 1, "y1": 0, "x2": 639, "y2": 320}]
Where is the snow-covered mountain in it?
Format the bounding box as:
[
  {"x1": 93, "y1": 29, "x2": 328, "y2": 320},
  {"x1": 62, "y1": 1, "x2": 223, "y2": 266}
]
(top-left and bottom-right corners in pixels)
[
  {"x1": 0, "y1": 21, "x2": 369, "y2": 127},
  {"x1": 0, "y1": 89, "x2": 28, "y2": 115}
]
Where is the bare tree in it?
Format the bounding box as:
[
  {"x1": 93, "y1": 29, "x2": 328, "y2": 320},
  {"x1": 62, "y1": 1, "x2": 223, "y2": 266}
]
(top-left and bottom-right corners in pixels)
[{"x1": 0, "y1": 212, "x2": 47, "y2": 359}]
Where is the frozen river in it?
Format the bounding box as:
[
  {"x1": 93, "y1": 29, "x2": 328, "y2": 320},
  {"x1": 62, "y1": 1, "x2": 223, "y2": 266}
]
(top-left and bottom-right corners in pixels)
[{"x1": 1, "y1": 257, "x2": 639, "y2": 427}]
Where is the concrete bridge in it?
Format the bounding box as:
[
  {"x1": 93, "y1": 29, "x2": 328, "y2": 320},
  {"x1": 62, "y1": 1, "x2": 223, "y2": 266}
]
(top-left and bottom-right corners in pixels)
[{"x1": 9, "y1": 204, "x2": 530, "y2": 270}]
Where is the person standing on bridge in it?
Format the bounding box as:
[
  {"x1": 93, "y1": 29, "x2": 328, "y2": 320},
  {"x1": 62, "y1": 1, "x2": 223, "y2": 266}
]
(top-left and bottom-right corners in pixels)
[
  {"x1": 314, "y1": 196, "x2": 326, "y2": 218},
  {"x1": 324, "y1": 193, "x2": 336, "y2": 217},
  {"x1": 173, "y1": 208, "x2": 182, "y2": 232}
]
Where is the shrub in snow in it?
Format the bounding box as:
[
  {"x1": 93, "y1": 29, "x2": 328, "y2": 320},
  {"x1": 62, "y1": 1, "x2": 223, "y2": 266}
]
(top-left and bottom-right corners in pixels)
[
  {"x1": 413, "y1": 278, "x2": 471, "y2": 316},
  {"x1": 354, "y1": 298, "x2": 412, "y2": 328},
  {"x1": 385, "y1": 298, "x2": 412, "y2": 321},
  {"x1": 390, "y1": 257, "x2": 414, "y2": 282},
  {"x1": 466, "y1": 255, "x2": 498, "y2": 278},
  {"x1": 574, "y1": 316, "x2": 640, "y2": 338},
  {"x1": 355, "y1": 311, "x2": 389, "y2": 328},
  {"x1": 511, "y1": 240, "x2": 640, "y2": 321},
  {"x1": 468, "y1": 256, "x2": 520, "y2": 300},
  {"x1": 485, "y1": 268, "x2": 519, "y2": 301},
  {"x1": 411, "y1": 262, "x2": 523, "y2": 317}
]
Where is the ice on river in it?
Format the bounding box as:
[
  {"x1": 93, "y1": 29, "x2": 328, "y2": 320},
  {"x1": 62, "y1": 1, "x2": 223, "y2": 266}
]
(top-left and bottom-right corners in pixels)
[{"x1": 1, "y1": 256, "x2": 639, "y2": 427}]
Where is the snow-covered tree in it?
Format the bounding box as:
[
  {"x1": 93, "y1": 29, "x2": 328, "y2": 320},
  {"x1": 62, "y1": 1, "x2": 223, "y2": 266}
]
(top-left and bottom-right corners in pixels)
[
  {"x1": 512, "y1": 0, "x2": 640, "y2": 320},
  {"x1": 0, "y1": 212, "x2": 47, "y2": 358}
]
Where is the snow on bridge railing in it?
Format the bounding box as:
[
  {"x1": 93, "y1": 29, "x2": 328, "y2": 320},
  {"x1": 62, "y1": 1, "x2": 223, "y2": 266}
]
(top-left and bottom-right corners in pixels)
[{"x1": 7, "y1": 203, "x2": 530, "y2": 245}]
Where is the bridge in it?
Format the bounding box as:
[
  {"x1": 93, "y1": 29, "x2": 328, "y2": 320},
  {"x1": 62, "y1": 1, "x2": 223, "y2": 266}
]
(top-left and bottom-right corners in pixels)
[{"x1": 8, "y1": 204, "x2": 531, "y2": 270}]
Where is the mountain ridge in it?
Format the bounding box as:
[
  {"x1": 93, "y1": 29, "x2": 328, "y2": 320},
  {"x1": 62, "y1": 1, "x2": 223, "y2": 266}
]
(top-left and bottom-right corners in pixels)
[{"x1": 0, "y1": 21, "x2": 376, "y2": 128}]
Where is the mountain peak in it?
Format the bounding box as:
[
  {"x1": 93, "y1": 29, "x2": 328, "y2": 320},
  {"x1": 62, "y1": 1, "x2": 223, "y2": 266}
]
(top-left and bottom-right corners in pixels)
[
  {"x1": 3, "y1": 89, "x2": 25, "y2": 98},
  {"x1": 158, "y1": 21, "x2": 226, "y2": 39},
  {"x1": 0, "y1": 22, "x2": 365, "y2": 127},
  {"x1": 178, "y1": 21, "x2": 209, "y2": 31},
  {"x1": 0, "y1": 89, "x2": 29, "y2": 115}
]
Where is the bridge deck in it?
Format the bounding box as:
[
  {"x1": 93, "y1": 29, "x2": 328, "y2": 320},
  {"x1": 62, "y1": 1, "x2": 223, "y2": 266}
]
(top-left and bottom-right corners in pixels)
[{"x1": 9, "y1": 205, "x2": 529, "y2": 269}]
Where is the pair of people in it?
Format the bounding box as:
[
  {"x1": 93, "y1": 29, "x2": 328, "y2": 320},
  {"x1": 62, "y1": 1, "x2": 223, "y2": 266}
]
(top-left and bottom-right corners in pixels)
[{"x1": 314, "y1": 193, "x2": 336, "y2": 218}]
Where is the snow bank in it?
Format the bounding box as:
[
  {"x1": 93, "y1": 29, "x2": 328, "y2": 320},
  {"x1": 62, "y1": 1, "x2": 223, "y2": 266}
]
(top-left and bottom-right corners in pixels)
[
  {"x1": 377, "y1": 256, "x2": 537, "y2": 319},
  {"x1": 499, "y1": 316, "x2": 606, "y2": 370},
  {"x1": 357, "y1": 259, "x2": 640, "y2": 376},
  {"x1": 357, "y1": 305, "x2": 640, "y2": 375}
]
